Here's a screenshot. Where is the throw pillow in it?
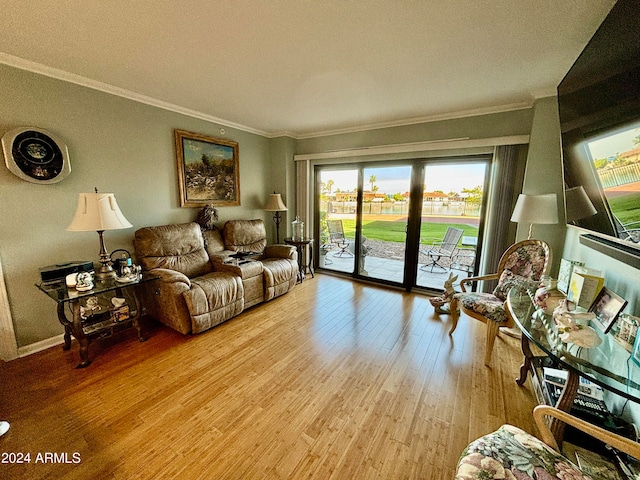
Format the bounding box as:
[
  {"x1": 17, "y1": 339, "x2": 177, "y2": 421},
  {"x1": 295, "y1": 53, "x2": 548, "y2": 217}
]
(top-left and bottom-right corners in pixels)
[{"x1": 493, "y1": 270, "x2": 538, "y2": 301}]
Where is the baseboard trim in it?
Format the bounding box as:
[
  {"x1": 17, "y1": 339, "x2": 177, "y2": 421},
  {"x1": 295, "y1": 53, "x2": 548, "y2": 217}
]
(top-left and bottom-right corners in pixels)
[{"x1": 17, "y1": 334, "x2": 65, "y2": 358}]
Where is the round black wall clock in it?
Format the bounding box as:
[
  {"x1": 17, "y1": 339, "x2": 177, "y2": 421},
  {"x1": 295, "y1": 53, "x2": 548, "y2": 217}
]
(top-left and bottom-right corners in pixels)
[{"x1": 1, "y1": 127, "x2": 71, "y2": 184}]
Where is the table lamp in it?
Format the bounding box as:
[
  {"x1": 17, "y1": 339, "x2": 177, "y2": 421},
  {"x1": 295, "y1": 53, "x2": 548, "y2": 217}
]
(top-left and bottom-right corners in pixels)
[
  {"x1": 565, "y1": 186, "x2": 597, "y2": 223},
  {"x1": 264, "y1": 193, "x2": 287, "y2": 243},
  {"x1": 67, "y1": 189, "x2": 132, "y2": 279},
  {"x1": 510, "y1": 193, "x2": 559, "y2": 239}
]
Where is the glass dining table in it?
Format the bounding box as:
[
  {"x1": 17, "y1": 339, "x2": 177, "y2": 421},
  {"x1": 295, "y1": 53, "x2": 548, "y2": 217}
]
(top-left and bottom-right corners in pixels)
[{"x1": 505, "y1": 286, "x2": 640, "y2": 443}]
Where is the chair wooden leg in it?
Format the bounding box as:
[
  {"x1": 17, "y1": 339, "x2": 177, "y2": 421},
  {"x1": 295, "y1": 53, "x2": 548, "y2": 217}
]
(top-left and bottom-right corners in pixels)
[
  {"x1": 449, "y1": 298, "x2": 459, "y2": 335},
  {"x1": 484, "y1": 321, "x2": 500, "y2": 366}
]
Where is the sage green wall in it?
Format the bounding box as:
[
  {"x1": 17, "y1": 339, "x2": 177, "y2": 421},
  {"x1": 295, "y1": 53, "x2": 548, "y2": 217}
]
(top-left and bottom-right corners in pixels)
[
  {"x1": 0, "y1": 64, "x2": 273, "y2": 348},
  {"x1": 518, "y1": 96, "x2": 566, "y2": 275},
  {"x1": 267, "y1": 136, "x2": 297, "y2": 242}
]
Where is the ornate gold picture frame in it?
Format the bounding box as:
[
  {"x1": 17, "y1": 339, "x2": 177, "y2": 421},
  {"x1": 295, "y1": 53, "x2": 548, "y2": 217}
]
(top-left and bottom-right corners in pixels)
[{"x1": 174, "y1": 129, "x2": 240, "y2": 207}]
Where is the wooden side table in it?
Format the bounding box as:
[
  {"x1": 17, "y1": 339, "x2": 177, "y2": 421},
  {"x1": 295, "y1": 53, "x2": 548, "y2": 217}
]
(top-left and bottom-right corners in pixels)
[
  {"x1": 37, "y1": 274, "x2": 158, "y2": 368},
  {"x1": 284, "y1": 237, "x2": 314, "y2": 282}
]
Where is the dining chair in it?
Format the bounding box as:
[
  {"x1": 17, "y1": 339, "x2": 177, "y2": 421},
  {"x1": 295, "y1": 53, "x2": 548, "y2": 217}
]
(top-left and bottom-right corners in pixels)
[
  {"x1": 456, "y1": 405, "x2": 640, "y2": 479},
  {"x1": 449, "y1": 239, "x2": 551, "y2": 365}
]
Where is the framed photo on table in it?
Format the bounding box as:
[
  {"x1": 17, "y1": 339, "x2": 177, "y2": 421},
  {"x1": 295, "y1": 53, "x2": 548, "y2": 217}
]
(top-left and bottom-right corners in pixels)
[
  {"x1": 632, "y1": 331, "x2": 640, "y2": 368},
  {"x1": 612, "y1": 313, "x2": 639, "y2": 353},
  {"x1": 589, "y1": 287, "x2": 627, "y2": 334},
  {"x1": 174, "y1": 129, "x2": 240, "y2": 207}
]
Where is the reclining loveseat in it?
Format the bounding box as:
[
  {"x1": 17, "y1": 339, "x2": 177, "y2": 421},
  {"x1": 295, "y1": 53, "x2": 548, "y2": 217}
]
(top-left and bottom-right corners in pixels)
[{"x1": 134, "y1": 220, "x2": 297, "y2": 335}]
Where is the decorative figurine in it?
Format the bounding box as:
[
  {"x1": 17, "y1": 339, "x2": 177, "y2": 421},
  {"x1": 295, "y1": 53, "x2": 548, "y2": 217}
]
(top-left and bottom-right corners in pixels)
[
  {"x1": 429, "y1": 272, "x2": 458, "y2": 314},
  {"x1": 533, "y1": 276, "x2": 566, "y2": 314},
  {"x1": 75, "y1": 272, "x2": 94, "y2": 291},
  {"x1": 552, "y1": 300, "x2": 601, "y2": 348},
  {"x1": 195, "y1": 204, "x2": 219, "y2": 230}
]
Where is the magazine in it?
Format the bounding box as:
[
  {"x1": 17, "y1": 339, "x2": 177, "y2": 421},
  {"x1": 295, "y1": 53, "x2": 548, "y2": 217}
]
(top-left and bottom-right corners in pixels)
[
  {"x1": 567, "y1": 266, "x2": 604, "y2": 309},
  {"x1": 558, "y1": 258, "x2": 585, "y2": 295},
  {"x1": 574, "y1": 446, "x2": 622, "y2": 480}
]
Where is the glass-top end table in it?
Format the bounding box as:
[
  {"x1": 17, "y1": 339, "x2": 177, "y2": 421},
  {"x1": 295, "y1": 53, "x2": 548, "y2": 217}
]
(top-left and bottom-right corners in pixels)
[
  {"x1": 37, "y1": 274, "x2": 159, "y2": 368},
  {"x1": 506, "y1": 285, "x2": 640, "y2": 444}
]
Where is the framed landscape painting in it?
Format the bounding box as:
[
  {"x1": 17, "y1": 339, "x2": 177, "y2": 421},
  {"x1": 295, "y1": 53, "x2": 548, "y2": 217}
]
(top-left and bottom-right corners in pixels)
[{"x1": 175, "y1": 129, "x2": 240, "y2": 207}]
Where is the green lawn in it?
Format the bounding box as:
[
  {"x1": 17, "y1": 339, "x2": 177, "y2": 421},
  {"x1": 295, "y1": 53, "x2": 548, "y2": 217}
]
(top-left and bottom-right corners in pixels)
[
  {"x1": 609, "y1": 192, "x2": 640, "y2": 225},
  {"x1": 340, "y1": 219, "x2": 478, "y2": 244}
]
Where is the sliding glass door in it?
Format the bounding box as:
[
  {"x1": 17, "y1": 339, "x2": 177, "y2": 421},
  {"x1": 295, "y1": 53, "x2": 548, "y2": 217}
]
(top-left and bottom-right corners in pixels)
[
  {"x1": 315, "y1": 157, "x2": 488, "y2": 291},
  {"x1": 358, "y1": 165, "x2": 412, "y2": 282},
  {"x1": 318, "y1": 168, "x2": 358, "y2": 274},
  {"x1": 415, "y1": 162, "x2": 487, "y2": 289}
]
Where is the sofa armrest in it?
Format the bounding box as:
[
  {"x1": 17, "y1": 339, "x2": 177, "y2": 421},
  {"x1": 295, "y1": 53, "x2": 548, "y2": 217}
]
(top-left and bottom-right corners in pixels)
[
  {"x1": 265, "y1": 244, "x2": 297, "y2": 261},
  {"x1": 149, "y1": 267, "x2": 191, "y2": 288},
  {"x1": 137, "y1": 268, "x2": 193, "y2": 335}
]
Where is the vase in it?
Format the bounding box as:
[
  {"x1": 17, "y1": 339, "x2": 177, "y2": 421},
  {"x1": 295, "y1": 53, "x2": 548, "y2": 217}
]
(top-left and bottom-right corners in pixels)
[
  {"x1": 534, "y1": 277, "x2": 566, "y2": 315},
  {"x1": 292, "y1": 216, "x2": 304, "y2": 241}
]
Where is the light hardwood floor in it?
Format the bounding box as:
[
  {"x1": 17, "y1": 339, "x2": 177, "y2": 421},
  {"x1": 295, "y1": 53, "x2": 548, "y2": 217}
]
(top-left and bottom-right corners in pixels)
[{"x1": 0, "y1": 274, "x2": 538, "y2": 479}]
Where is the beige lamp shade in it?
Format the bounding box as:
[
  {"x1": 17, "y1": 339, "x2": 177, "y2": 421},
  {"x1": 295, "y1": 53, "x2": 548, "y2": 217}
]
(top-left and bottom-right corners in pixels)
[
  {"x1": 264, "y1": 193, "x2": 288, "y2": 211},
  {"x1": 565, "y1": 186, "x2": 597, "y2": 222},
  {"x1": 67, "y1": 192, "x2": 132, "y2": 232},
  {"x1": 511, "y1": 193, "x2": 558, "y2": 239},
  {"x1": 511, "y1": 194, "x2": 559, "y2": 224}
]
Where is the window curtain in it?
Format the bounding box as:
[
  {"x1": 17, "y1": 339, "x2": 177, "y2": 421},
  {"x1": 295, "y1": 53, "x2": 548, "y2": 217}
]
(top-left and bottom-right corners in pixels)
[{"x1": 479, "y1": 144, "x2": 528, "y2": 292}]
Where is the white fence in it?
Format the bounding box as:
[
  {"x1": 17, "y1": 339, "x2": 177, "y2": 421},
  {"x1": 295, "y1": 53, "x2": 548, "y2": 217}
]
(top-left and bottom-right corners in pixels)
[{"x1": 324, "y1": 200, "x2": 481, "y2": 217}]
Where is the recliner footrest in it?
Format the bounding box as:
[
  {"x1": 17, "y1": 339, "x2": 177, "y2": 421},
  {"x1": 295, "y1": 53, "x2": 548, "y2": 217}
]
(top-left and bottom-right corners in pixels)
[{"x1": 183, "y1": 272, "x2": 244, "y2": 334}]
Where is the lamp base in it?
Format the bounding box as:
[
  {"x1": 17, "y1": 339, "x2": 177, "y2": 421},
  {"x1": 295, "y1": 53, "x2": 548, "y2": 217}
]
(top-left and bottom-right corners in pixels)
[
  {"x1": 273, "y1": 211, "x2": 283, "y2": 244},
  {"x1": 95, "y1": 263, "x2": 116, "y2": 280},
  {"x1": 96, "y1": 230, "x2": 117, "y2": 280}
]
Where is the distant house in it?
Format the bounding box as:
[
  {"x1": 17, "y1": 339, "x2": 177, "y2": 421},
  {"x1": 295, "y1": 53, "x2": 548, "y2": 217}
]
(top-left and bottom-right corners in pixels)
[
  {"x1": 620, "y1": 146, "x2": 640, "y2": 163},
  {"x1": 423, "y1": 191, "x2": 449, "y2": 202},
  {"x1": 335, "y1": 191, "x2": 385, "y2": 202}
]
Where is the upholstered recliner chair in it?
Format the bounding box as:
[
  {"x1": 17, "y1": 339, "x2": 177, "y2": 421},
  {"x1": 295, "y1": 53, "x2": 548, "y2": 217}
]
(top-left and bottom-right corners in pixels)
[{"x1": 134, "y1": 222, "x2": 244, "y2": 334}]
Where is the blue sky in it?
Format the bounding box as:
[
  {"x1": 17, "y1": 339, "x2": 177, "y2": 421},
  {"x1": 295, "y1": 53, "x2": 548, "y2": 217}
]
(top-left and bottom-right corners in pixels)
[
  {"x1": 320, "y1": 163, "x2": 486, "y2": 196},
  {"x1": 587, "y1": 122, "x2": 640, "y2": 160}
]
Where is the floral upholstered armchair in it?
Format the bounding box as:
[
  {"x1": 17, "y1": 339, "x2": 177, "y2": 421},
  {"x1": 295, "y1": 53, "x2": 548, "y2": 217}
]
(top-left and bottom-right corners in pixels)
[
  {"x1": 449, "y1": 239, "x2": 551, "y2": 365},
  {"x1": 456, "y1": 405, "x2": 640, "y2": 479}
]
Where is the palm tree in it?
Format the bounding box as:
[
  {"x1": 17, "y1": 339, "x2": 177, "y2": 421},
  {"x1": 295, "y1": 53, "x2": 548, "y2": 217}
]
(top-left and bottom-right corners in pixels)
[
  {"x1": 327, "y1": 179, "x2": 334, "y2": 193},
  {"x1": 369, "y1": 174, "x2": 376, "y2": 191}
]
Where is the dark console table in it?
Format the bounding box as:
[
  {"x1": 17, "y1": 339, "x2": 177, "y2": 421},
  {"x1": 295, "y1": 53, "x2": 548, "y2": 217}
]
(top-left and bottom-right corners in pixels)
[
  {"x1": 284, "y1": 237, "x2": 314, "y2": 282},
  {"x1": 37, "y1": 274, "x2": 158, "y2": 368}
]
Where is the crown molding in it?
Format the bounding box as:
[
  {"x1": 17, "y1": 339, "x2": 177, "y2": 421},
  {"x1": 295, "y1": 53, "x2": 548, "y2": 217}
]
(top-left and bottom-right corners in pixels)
[
  {"x1": 0, "y1": 53, "x2": 271, "y2": 138},
  {"x1": 291, "y1": 101, "x2": 533, "y2": 140}
]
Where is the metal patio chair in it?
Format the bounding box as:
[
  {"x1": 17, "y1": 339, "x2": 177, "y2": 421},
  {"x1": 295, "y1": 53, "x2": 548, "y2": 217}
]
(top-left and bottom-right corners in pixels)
[
  {"x1": 326, "y1": 219, "x2": 353, "y2": 258},
  {"x1": 419, "y1": 227, "x2": 463, "y2": 272}
]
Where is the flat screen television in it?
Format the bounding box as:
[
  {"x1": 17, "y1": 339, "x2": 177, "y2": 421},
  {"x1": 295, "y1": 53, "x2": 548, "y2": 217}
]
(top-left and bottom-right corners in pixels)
[{"x1": 558, "y1": 0, "x2": 640, "y2": 259}]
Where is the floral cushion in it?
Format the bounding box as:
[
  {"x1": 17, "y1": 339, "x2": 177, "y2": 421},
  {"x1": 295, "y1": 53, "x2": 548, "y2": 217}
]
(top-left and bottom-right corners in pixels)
[
  {"x1": 456, "y1": 424, "x2": 590, "y2": 479},
  {"x1": 503, "y1": 243, "x2": 548, "y2": 280},
  {"x1": 493, "y1": 270, "x2": 540, "y2": 301},
  {"x1": 455, "y1": 292, "x2": 507, "y2": 323}
]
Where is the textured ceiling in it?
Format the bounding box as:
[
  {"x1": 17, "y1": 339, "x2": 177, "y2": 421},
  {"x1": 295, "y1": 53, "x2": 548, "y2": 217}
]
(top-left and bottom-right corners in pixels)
[{"x1": 0, "y1": 0, "x2": 616, "y2": 137}]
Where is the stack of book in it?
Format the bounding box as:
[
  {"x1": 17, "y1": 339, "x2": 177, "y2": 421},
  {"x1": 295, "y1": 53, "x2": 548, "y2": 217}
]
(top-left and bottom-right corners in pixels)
[{"x1": 543, "y1": 367, "x2": 609, "y2": 422}]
